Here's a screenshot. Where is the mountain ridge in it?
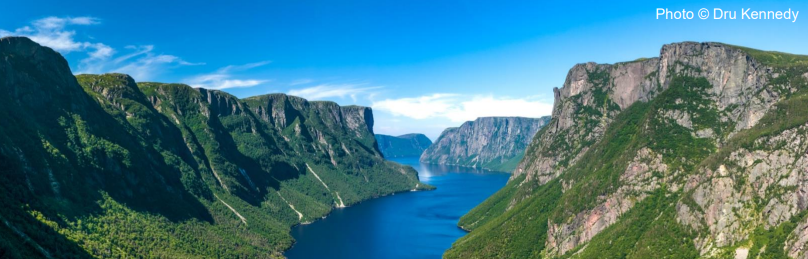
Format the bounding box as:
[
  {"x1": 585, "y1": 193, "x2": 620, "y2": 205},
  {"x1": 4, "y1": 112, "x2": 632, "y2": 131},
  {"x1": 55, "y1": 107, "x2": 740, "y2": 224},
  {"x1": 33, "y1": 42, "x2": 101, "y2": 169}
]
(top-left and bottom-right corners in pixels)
[
  {"x1": 420, "y1": 116, "x2": 551, "y2": 172},
  {"x1": 0, "y1": 36, "x2": 430, "y2": 258},
  {"x1": 446, "y1": 42, "x2": 808, "y2": 258}
]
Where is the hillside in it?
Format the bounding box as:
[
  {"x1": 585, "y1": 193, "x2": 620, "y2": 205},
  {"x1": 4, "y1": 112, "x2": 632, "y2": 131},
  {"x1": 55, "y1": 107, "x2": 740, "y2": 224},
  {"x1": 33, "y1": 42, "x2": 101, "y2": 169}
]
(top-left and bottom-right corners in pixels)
[
  {"x1": 375, "y1": 133, "x2": 432, "y2": 158},
  {"x1": 420, "y1": 116, "x2": 551, "y2": 172},
  {"x1": 446, "y1": 42, "x2": 808, "y2": 258},
  {"x1": 0, "y1": 36, "x2": 430, "y2": 258}
]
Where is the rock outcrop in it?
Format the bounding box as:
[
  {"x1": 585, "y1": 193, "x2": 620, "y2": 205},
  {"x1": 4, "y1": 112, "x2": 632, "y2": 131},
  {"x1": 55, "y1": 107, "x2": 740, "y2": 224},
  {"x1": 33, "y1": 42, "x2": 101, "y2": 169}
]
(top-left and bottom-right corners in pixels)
[
  {"x1": 420, "y1": 116, "x2": 551, "y2": 172},
  {"x1": 447, "y1": 42, "x2": 808, "y2": 258},
  {"x1": 375, "y1": 133, "x2": 432, "y2": 158}
]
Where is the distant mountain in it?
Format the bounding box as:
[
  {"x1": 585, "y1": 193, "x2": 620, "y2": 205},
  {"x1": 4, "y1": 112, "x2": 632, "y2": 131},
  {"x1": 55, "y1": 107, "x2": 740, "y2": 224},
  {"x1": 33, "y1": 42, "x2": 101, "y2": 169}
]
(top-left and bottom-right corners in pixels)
[
  {"x1": 446, "y1": 42, "x2": 808, "y2": 258},
  {"x1": 420, "y1": 116, "x2": 551, "y2": 172},
  {"x1": 375, "y1": 133, "x2": 432, "y2": 158},
  {"x1": 0, "y1": 36, "x2": 430, "y2": 258}
]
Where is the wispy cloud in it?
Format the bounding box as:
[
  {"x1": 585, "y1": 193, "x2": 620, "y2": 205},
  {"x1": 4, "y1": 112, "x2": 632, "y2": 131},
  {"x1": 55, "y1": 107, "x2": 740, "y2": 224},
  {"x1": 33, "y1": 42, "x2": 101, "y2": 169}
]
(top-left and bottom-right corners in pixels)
[
  {"x1": 290, "y1": 79, "x2": 313, "y2": 86},
  {"x1": 1, "y1": 16, "x2": 199, "y2": 81},
  {"x1": 80, "y1": 45, "x2": 202, "y2": 81},
  {"x1": 218, "y1": 61, "x2": 272, "y2": 73},
  {"x1": 0, "y1": 16, "x2": 102, "y2": 53},
  {"x1": 288, "y1": 84, "x2": 382, "y2": 102},
  {"x1": 372, "y1": 94, "x2": 553, "y2": 122},
  {"x1": 185, "y1": 61, "x2": 271, "y2": 90},
  {"x1": 371, "y1": 94, "x2": 458, "y2": 119}
]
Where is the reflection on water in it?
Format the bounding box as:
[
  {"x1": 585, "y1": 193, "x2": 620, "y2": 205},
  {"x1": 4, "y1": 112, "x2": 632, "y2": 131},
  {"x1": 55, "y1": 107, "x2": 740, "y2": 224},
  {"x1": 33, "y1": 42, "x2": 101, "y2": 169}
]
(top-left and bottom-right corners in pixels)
[
  {"x1": 415, "y1": 162, "x2": 502, "y2": 181},
  {"x1": 285, "y1": 157, "x2": 510, "y2": 259}
]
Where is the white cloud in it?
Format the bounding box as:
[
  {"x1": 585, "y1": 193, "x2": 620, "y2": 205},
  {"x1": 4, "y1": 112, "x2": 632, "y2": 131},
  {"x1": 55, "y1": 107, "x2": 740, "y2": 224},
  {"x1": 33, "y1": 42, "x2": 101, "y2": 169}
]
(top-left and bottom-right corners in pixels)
[
  {"x1": 372, "y1": 94, "x2": 553, "y2": 122},
  {"x1": 64, "y1": 17, "x2": 100, "y2": 25},
  {"x1": 1, "y1": 16, "x2": 199, "y2": 81},
  {"x1": 0, "y1": 16, "x2": 101, "y2": 53},
  {"x1": 371, "y1": 94, "x2": 458, "y2": 119},
  {"x1": 218, "y1": 61, "x2": 271, "y2": 72},
  {"x1": 32, "y1": 16, "x2": 100, "y2": 30},
  {"x1": 77, "y1": 45, "x2": 201, "y2": 81},
  {"x1": 289, "y1": 79, "x2": 313, "y2": 86},
  {"x1": 185, "y1": 61, "x2": 270, "y2": 90},
  {"x1": 288, "y1": 84, "x2": 382, "y2": 101}
]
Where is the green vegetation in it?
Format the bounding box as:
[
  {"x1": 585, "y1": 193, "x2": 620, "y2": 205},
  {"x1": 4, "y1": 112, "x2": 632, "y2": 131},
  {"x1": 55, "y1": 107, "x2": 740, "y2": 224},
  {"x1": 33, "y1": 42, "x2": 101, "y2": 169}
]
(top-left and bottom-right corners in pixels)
[
  {"x1": 457, "y1": 174, "x2": 525, "y2": 231},
  {"x1": 447, "y1": 178, "x2": 562, "y2": 259},
  {"x1": 724, "y1": 43, "x2": 808, "y2": 68},
  {"x1": 540, "y1": 74, "x2": 720, "y2": 223},
  {"x1": 744, "y1": 211, "x2": 807, "y2": 259},
  {"x1": 449, "y1": 55, "x2": 808, "y2": 258},
  {"x1": 0, "y1": 37, "x2": 428, "y2": 258},
  {"x1": 480, "y1": 151, "x2": 525, "y2": 172}
]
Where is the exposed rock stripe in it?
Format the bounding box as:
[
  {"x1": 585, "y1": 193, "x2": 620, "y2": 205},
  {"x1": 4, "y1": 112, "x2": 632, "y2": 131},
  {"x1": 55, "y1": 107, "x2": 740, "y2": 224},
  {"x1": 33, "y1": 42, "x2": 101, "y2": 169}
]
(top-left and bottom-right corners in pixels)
[
  {"x1": 306, "y1": 163, "x2": 331, "y2": 190},
  {"x1": 277, "y1": 192, "x2": 303, "y2": 221},
  {"x1": 335, "y1": 192, "x2": 346, "y2": 208},
  {"x1": 210, "y1": 166, "x2": 229, "y2": 192},
  {"x1": 214, "y1": 194, "x2": 247, "y2": 225},
  {"x1": 306, "y1": 163, "x2": 347, "y2": 207}
]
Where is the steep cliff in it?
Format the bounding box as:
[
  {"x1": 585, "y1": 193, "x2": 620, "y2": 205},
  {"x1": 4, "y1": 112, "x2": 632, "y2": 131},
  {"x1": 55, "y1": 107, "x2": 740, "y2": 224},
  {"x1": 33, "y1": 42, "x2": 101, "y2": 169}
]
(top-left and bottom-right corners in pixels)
[
  {"x1": 447, "y1": 42, "x2": 808, "y2": 258},
  {"x1": 375, "y1": 133, "x2": 432, "y2": 158},
  {"x1": 0, "y1": 37, "x2": 429, "y2": 258},
  {"x1": 420, "y1": 116, "x2": 551, "y2": 172}
]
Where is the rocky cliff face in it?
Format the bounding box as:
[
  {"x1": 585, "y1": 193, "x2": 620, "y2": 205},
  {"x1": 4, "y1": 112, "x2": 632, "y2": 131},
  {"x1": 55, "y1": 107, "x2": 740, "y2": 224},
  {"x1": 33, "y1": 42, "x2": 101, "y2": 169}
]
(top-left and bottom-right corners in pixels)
[
  {"x1": 420, "y1": 116, "x2": 551, "y2": 172},
  {"x1": 447, "y1": 42, "x2": 808, "y2": 258},
  {"x1": 375, "y1": 133, "x2": 432, "y2": 158},
  {"x1": 0, "y1": 37, "x2": 428, "y2": 258}
]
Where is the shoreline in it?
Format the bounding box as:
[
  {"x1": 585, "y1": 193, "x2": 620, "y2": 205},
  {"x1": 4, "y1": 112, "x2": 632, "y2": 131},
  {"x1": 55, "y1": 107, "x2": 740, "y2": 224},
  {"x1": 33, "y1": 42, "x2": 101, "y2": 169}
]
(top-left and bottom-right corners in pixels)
[{"x1": 282, "y1": 184, "x2": 436, "y2": 253}]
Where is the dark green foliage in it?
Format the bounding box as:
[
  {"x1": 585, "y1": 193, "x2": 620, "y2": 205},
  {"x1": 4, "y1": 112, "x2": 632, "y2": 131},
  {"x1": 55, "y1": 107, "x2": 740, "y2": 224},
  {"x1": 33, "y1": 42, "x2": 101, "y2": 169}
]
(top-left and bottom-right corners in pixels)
[
  {"x1": 0, "y1": 37, "x2": 427, "y2": 258},
  {"x1": 457, "y1": 174, "x2": 525, "y2": 231},
  {"x1": 746, "y1": 211, "x2": 807, "y2": 259},
  {"x1": 552, "y1": 100, "x2": 650, "y2": 222},
  {"x1": 446, "y1": 178, "x2": 562, "y2": 259},
  {"x1": 645, "y1": 76, "x2": 721, "y2": 172}
]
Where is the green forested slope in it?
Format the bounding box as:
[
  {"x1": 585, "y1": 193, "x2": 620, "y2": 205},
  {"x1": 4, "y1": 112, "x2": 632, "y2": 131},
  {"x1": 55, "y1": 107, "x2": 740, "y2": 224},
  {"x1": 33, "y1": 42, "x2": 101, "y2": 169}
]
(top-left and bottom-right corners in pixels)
[{"x1": 0, "y1": 36, "x2": 429, "y2": 258}]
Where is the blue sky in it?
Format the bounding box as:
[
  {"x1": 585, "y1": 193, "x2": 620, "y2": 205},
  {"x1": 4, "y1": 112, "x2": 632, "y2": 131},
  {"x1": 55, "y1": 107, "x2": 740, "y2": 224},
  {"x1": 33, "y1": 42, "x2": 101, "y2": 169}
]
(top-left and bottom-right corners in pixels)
[{"x1": 2, "y1": 0, "x2": 807, "y2": 139}]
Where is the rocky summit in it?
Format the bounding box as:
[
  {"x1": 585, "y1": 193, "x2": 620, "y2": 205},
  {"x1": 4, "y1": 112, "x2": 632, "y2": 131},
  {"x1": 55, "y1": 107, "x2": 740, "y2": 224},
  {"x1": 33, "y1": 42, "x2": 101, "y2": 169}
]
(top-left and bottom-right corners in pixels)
[
  {"x1": 420, "y1": 116, "x2": 551, "y2": 172},
  {"x1": 446, "y1": 42, "x2": 808, "y2": 259},
  {"x1": 0, "y1": 36, "x2": 430, "y2": 258},
  {"x1": 375, "y1": 133, "x2": 432, "y2": 158}
]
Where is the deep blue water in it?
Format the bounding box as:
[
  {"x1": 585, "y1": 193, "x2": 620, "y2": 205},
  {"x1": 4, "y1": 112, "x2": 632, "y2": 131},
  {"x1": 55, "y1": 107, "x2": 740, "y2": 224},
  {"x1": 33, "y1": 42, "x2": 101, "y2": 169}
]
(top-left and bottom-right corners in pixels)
[{"x1": 284, "y1": 157, "x2": 510, "y2": 259}]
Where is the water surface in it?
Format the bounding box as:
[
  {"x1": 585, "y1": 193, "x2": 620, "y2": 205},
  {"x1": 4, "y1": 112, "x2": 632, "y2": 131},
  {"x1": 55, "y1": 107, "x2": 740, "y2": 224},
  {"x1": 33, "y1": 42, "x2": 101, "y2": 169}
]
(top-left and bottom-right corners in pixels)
[{"x1": 285, "y1": 157, "x2": 510, "y2": 259}]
